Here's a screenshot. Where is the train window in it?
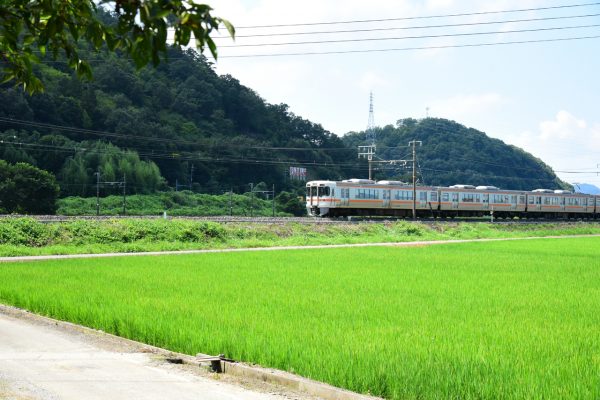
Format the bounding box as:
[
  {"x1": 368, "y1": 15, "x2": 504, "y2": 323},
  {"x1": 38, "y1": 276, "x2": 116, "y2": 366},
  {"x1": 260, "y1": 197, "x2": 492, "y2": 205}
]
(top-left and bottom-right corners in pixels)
[
  {"x1": 430, "y1": 192, "x2": 438, "y2": 201},
  {"x1": 528, "y1": 196, "x2": 534, "y2": 204},
  {"x1": 395, "y1": 191, "x2": 413, "y2": 200},
  {"x1": 475, "y1": 194, "x2": 481, "y2": 203},
  {"x1": 452, "y1": 193, "x2": 459, "y2": 202},
  {"x1": 519, "y1": 196, "x2": 525, "y2": 204},
  {"x1": 420, "y1": 192, "x2": 427, "y2": 201},
  {"x1": 462, "y1": 193, "x2": 474, "y2": 202},
  {"x1": 306, "y1": 186, "x2": 312, "y2": 197},
  {"x1": 442, "y1": 193, "x2": 449, "y2": 202},
  {"x1": 544, "y1": 197, "x2": 551, "y2": 205},
  {"x1": 383, "y1": 190, "x2": 390, "y2": 200},
  {"x1": 318, "y1": 187, "x2": 330, "y2": 196},
  {"x1": 536, "y1": 196, "x2": 542, "y2": 204}
]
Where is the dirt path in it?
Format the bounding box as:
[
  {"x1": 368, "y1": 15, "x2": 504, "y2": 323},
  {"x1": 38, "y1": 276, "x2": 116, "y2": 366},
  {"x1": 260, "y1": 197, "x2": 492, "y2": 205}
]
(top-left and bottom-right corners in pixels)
[
  {"x1": 1, "y1": 234, "x2": 599, "y2": 263},
  {"x1": 0, "y1": 307, "x2": 315, "y2": 400}
]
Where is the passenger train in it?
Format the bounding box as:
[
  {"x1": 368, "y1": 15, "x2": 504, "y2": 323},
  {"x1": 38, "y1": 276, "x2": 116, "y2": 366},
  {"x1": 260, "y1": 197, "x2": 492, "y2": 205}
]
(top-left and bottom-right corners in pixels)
[{"x1": 306, "y1": 179, "x2": 600, "y2": 219}]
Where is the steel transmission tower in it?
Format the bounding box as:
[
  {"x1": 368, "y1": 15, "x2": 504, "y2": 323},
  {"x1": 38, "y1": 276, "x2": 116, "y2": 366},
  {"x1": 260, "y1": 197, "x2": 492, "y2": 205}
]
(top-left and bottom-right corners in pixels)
[{"x1": 366, "y1": 92, "x2": 376, "y2": 145}]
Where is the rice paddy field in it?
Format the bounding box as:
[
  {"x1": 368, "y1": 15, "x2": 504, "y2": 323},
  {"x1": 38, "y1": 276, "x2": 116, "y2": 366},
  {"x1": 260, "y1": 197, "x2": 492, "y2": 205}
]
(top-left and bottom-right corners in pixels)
[{"x1": 1, "y1": 237, "x2": 599, "y2": 399}]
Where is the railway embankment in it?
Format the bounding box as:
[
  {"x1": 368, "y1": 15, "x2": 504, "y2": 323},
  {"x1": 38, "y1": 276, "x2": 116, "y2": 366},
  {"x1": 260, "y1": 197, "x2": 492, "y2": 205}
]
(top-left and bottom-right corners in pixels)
[{"x1": 1, "y1": 217, "x2": 600, "y2": 257}]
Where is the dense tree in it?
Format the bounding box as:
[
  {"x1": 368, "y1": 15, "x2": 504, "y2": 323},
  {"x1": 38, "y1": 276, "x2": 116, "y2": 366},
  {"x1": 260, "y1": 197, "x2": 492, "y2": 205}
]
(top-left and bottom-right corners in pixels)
[
  {"x1": 0, "y1": 1, "x2": 234, "y2": 92},
  {"x1": 0, "y1": 160, "x2": 59, "y2": 214},
  {"x1": 343, "y1": 118, "x2": 568, "y2": 190},
  {"x1": 0, "y1": 9, "x2": 568, "y2": 196}
]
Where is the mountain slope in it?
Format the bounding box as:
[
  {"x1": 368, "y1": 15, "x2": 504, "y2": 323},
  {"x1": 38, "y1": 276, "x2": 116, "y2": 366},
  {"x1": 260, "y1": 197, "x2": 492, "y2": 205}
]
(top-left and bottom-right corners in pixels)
[
  {"x1": 0, "y1": 45, "x2": 355, "y2": 196},
  {"x1": 574, "y1": 183, "x2": 600, "y2": 195},
  {"x1": 344, "y1": 118, "x2": 569, "y2": 191}
]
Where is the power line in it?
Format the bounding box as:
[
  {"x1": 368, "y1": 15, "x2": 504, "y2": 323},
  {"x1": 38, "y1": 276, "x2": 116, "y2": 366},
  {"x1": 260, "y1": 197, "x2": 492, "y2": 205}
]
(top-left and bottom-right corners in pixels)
[
  {"x1": 234, "y1": 2, "x2": 600, "y2": 28},
  {"x1": 218, "y1": 23, "x2": 600, "y2": 48},
  {"x1": 1, "y1": 139, "x2": 597, "y2": 180},
  {"x1": 0, "y1": 116, "x2": 380, "y2": 152},
  {"x1": 218, "y1": 34, "x2": 600, "y2": 58},
  {"x1": 213, "y1": 13, "x2": 600, "y2": 40}
]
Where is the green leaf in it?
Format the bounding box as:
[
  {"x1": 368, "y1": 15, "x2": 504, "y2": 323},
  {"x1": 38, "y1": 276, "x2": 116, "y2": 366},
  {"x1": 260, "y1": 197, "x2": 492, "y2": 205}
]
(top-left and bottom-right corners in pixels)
[{"x1": 206, "y1": 36, "x2": 217, "y2": 59}]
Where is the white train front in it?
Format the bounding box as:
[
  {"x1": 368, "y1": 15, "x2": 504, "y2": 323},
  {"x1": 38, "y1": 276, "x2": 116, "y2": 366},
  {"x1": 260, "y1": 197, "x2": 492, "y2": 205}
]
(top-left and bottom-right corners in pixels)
[{"x1": 306, "y1": 179, "x2": 599, "y2": 219}]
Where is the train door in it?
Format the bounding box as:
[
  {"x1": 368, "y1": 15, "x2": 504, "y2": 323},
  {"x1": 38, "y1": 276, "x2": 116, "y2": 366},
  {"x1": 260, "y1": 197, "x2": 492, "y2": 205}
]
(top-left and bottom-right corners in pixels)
[
  {"x1": 382, "y1": 189, "x2": 391, "y2": 208},
  {"x1": 340, "y1": 188, "x2": 349, "y2": 207},
  {"x1": 308, "y1": 185, "x2": 314, "y2": 207},
  {"x1": 584, "y1": 197, "x2": 590, "y2": 213},
  {"x1": 535, "y1": 196, "x2": 542, "y2": 211},
  {"x1": 419, "y1": 191, "x2": 427, "y2": 208},
  {"x1": 452, "y1": 192, "x2": 459, "y2": 210},
  {"x1": 510, "y1": 195, "x2": 517, "y2": 211},
  {"x1": 482, "y1": 193, "x2": 489, "y2": 210},
  {"x1": 560, "y1": 196, "x2": 566, "y2": 212}
]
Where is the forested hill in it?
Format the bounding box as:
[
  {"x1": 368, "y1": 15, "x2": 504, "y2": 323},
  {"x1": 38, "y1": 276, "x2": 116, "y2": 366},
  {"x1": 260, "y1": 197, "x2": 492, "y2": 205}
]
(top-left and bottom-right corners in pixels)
[
  {"x1": 343, "y1": 118, "x2": 569, "y2": 191},
  {"x1": 0, "y1": 45, "x2": 356, "y2": 196},
  {"x1": 0, "y1": 23, "x2": 567, "y2": 195}
]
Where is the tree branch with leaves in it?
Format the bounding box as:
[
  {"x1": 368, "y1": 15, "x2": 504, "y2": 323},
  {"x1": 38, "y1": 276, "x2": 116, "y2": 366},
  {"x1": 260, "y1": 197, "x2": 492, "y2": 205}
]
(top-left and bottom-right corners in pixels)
[{"x1": 0, "y1": 0, "x2": 234, "y2": 93}]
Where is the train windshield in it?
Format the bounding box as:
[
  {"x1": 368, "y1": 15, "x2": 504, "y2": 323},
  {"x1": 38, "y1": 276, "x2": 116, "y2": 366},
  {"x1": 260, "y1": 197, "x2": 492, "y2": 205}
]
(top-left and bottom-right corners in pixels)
[
  {"x1": 306, "y1": 186, "x2": 312, "y2": 197},
  {"x1": 317, "y1": 186, "x2": 330, "y2": 196}
]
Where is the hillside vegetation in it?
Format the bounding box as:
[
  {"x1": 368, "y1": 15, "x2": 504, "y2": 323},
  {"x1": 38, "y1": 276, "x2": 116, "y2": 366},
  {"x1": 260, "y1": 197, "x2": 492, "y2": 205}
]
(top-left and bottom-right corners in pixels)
[
  {"x1": 0, "y1": 10, "x2": 569, "y2": 204},
  {"x1": 344, "y1": 118, "x2": 567, "y2": 191},
  {"x1": 56, "y1": 191, "x2": 294, "y2": 216}
]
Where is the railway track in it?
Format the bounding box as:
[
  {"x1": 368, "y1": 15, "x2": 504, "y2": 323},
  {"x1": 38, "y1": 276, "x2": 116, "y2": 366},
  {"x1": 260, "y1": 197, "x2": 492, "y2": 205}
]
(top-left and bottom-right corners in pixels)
[{"x1": 1, "y1": 214, "x2": 598, "y2": 224}]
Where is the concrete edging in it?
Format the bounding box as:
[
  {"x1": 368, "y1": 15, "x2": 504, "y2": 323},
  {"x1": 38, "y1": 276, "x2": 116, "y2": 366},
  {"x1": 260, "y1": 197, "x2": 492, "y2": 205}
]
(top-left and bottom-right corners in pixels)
[{"x1": 0, "y1": 304, "x2": 380, "y2": 400}]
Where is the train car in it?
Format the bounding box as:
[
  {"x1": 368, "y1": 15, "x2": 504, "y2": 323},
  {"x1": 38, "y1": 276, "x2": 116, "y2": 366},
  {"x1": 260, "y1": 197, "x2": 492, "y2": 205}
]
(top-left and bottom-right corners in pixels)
[
  {"x1": 525, "y1": 189, "x2": 595, "y2": 218},
  {"x1": 306, "y1": 179, "x2": 439, "y2": 217},
  {"x1": 306, "y1": 179, "x2": 600, "y2": 219},
  {"x1": 439, "y1": 185, "x2": 527, "y2": 218}
]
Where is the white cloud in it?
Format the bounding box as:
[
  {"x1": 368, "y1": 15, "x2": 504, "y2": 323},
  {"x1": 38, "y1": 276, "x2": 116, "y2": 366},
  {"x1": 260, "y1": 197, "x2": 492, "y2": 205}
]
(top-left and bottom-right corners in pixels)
[
  {"x1": 429, "y1": 92, "x2": 505, "y2": 120},
  {"x1": 426, "y1": 0, "x2": 455, "y2": 10},
  {"x1": 506, "y1": 111, "x2": 600, "y2": 184},
  {"x1": 358, "y1": 71, "x2": 388, "y2": 92},
  {"x1": 538, "y1": 110, "x2": 587, "y2": 140}
]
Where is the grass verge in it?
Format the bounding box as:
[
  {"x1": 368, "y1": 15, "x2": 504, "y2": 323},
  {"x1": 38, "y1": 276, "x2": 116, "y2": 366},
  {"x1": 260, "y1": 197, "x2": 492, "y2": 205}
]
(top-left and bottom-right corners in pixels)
[{"x1": 1, "y1": 217, "x2": 600, "y2": 256}]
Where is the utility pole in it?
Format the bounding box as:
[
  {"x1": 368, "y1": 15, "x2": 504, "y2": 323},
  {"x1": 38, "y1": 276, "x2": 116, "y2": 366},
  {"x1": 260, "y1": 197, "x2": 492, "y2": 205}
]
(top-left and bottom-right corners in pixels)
[
  {"x1": 409, "y1": 140, "x2": 422, "y2": 220},
  {"x1": 272, "y1": 184, "x2": 276, "y2": 217},
  {"x1": 229, "y1": 188, "x2": 233, "y2": 216},
  {"x1": 122, "y1": 174, "x2": 126, "y2": 215},
  {"x1": 358, "y1": 145, "x2": 376, "y2": 180},
  {"x1": 95, "y1": 171, "x2": 100, "y2": 216},
  {"x1": 250, "y1": 183, "x2": 254, "y2": 217},
  {"x1": 189, "y1": 164, "x2": 194, "y2": 191}
]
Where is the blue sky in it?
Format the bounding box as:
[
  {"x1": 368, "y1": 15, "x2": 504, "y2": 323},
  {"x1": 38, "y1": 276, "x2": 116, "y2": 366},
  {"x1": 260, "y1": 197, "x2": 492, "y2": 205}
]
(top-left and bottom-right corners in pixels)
[{"x1": 207, "y1": 0, "x2": 600, "y2": 186}]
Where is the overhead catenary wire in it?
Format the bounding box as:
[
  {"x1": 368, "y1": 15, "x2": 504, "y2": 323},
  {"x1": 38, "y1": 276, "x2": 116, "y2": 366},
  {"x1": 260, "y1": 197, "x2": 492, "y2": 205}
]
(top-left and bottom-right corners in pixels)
[
  {"x1": 217, "y1": 34, "x2": 600, "y2": 58},
  {"x1": 0, "y1": 116, "x2": 397, "y2": 152},
  {"x1": 1, "y1": 115, "x2": 596, "y2": 174},
  {"x1": 218, "y1": 23, "x2": 600, "y2": 48},
  {"x1": 0, "y1": 139, "x2": 597, "y2": 181},
  {"x1": 211, "y1": 12, "x2": 600, "y2": 39},
  {"x1": 233, "y1": 2, "x2": 600, "y2": 28}
]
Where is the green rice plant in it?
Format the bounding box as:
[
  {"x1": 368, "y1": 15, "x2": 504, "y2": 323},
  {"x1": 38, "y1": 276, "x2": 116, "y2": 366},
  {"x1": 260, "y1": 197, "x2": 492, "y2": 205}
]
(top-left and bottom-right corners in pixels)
[{"x1": 0, "y1": 238, "x2": 599, "y2": 399}]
